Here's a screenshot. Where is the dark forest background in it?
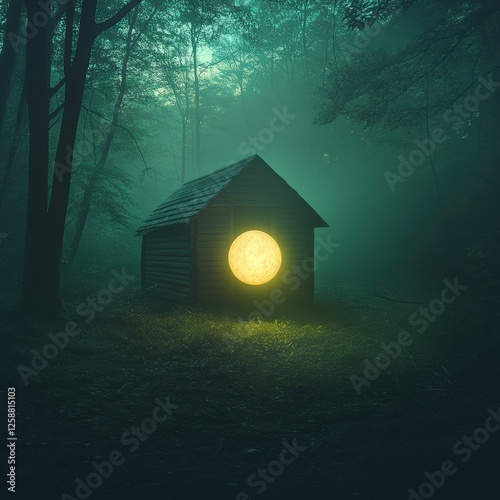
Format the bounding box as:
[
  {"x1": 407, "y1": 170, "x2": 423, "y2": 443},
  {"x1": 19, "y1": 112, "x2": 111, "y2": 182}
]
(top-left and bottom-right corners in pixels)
[
  {"x1": 1, "y1": 2, "x2": 500, "y2": 500},
  {"x1": 1, "y1": 0, "x2": 499, "y2": 311}
]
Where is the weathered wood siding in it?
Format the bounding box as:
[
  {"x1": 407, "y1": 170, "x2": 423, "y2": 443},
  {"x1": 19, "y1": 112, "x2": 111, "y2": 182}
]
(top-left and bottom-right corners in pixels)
[
  {"x1": 195, "y1": 164, "x2": 316, "y2": 303},
  {"x1": 140, "y1": 161, "x2": 321, "y2": 305},
  {"x1": 194, "y1": 207, "x2": 233, "y2": 302},
  {"x1": 142, "y1": 225, "x2": 192, "y2": 302},
  {"x1": 275, "y1": 206, "x2": 314, "y2": 302}
]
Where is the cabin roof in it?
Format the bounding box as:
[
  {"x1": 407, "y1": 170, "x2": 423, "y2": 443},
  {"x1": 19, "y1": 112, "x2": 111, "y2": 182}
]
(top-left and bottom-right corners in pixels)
[{"x1": 136, "y1": 155, "x2": 328, "y2": 236}]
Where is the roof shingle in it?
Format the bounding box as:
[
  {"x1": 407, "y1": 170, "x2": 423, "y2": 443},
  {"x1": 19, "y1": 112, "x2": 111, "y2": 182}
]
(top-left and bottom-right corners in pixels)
[
  {"x1": 136, "y1": 156, "x2": 256, "y2": 236},
  {"x1": 136, "y1": 155, "x2": 328, "y2": 236}
]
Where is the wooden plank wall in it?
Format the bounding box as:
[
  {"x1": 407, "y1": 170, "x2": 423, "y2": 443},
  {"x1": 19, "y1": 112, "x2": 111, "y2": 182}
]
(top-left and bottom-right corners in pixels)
[
  {"x1": 275, "y1": 206, "x2": 314, "y2": 302},
  {"x1": 140, "y1": 164, "x2": 318, "y2": 305},
  {"x1": 195, "y1": 165, "x2": 316, "y2": 303},
  {"x1": 142, "y1": 225, "x2": 192, "y2": 302},
  {"x1": 195, "y1": 206, "x2": 233, "y2": 302}
]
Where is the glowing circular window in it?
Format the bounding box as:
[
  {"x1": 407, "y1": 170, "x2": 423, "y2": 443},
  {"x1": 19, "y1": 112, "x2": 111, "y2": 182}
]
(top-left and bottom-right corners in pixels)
[{"x1": 228, "y1": 230, "x2": 282, "y2": 285}]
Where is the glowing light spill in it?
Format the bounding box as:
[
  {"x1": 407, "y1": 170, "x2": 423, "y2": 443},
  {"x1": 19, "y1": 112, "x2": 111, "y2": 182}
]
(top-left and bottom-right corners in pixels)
[{"x1": 228, "y1": 230, "x2": 282, "y2": 285}]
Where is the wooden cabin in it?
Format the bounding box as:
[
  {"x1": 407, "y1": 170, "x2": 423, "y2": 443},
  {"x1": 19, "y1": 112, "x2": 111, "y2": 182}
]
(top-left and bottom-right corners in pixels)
[{"x1": 136, "y1": 155, "x2": 328, "y2": 304}]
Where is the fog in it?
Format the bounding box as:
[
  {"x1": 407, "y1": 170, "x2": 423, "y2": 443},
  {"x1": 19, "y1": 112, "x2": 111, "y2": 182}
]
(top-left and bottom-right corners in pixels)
[
  {"x1": 1, "y1": 1, "x2": 498, "y2": 310},
  {"x1": 1, "y1": 2, "x2": 499, "y2": 499}
]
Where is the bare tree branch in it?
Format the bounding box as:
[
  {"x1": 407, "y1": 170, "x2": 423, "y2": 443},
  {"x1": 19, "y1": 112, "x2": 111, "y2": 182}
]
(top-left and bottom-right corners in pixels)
[{"x1": 96, "y1": 0, "x2": 143, "y2": 35}]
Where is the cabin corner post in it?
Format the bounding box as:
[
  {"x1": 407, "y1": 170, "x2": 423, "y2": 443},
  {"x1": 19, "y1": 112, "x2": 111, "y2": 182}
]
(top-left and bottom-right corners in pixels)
[{"x1": 191, "y1": 221, "x2": 197, "y2": 304}]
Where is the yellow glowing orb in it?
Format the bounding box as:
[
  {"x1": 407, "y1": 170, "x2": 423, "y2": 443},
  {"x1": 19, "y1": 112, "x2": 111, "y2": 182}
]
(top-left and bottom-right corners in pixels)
[{"x1": 228, "y1": 230, "x2": 282, "y2": 285}]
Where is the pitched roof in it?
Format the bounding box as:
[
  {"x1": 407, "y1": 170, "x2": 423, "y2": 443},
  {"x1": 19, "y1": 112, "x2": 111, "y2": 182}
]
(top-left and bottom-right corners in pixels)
[{"x1": 136, "y1": 155, "x2": 327, "y2": 236}]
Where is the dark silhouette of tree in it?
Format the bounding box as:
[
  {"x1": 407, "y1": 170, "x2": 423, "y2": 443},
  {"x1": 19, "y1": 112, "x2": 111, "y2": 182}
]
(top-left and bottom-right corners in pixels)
[
  {"x1": 0, "y1": 83, "x2": 26, "y2": 212},
  {"x1": 318, "y1": 0, "x2": 500, "y2": 129},
  {"x1": 65, "y1": 5, "x2": 155, "y2": 270},
  {"x1": 178, "y1": 0, "x2": 234, "y2": 174},
  {"x1": 21, "y1": 0, "x2": 142, "y2": 315},
  {"x1": 0, "y1": 0, "x2": 22, "y2": 136}
]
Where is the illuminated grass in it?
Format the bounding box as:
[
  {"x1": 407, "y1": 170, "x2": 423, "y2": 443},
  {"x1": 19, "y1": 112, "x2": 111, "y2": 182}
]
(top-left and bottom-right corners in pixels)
[
  {"x1": 2, "y1": 289, "x2": 498, "y2": 499},
  {"x1": 124, "y1": 307, "x2": 328, "y2": 351}
]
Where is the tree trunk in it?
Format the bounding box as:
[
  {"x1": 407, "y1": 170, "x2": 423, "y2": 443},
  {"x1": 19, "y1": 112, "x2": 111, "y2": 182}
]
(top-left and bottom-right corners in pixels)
[
  {"x1": 181, "y1": 115, "x2": 187, "y2": 184},
  {"x1": 164, "y1": 59, "x2": 189, "y2": 184},
  {"x1": 0, "y1": 82, "x2": 26, "y2": 213},
  {"x1": 479, "y1": 71, "x2": 500, "y2": 174},
  {"x1": 65, "y1": 7, "x2": 139, "y2": 269},
  {"x1": 478, "y1": 25, "x2": 500, "y2": 176},
  {"x1": 20, "y1": 0, "x2": 52, "y2": 314},
  {"x1": 191, "y1": 24, "x2": 201, "y2": 174},
  {"x1": 0, "y1": 0, "x2": 22, "y2": 136},
  {"x1": 301, "y1": 0, "x2": 309, "y2": 86},
  {"x1": 20, "y1": 0, "x2": 141, "y2": 315}
]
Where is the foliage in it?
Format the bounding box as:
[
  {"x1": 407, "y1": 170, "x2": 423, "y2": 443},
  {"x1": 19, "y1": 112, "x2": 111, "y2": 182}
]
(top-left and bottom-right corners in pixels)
[{"x1": 318, "y1": 0, "x2": 500, "y2": 128}]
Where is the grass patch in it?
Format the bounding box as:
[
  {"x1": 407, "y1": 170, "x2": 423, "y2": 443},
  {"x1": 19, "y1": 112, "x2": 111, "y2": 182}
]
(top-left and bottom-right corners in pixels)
[{"x1": 1, "y1": 286, "x2": 499, "y2": 500}]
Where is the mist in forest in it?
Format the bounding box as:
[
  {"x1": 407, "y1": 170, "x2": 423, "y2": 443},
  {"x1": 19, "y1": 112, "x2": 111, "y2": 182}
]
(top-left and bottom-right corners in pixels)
[
  {"x1": 1, "y1": 1, "x2": 499, "y2": 499},
  {"x1": 1, "y1": 0, "x2": 497, "y2": 302}
]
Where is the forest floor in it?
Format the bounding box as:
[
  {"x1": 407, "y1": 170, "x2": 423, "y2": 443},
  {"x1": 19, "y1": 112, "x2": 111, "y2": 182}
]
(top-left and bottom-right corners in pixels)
[{"x1": 1, "y1": 278, "x2": 500, "y2": 500}]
